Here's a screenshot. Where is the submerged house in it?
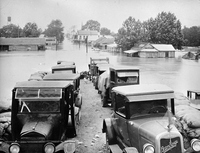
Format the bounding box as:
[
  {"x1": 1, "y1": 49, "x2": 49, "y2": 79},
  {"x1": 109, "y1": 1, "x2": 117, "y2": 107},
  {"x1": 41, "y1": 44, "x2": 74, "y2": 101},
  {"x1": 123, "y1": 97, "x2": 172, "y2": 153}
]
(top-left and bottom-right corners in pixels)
[
  {"x1": 124, "y1": 43, "x2": 175, "y2": 58},
  {"x1": 139, "y1": 43, "x2": 175, "y2": 58},
  {"x1": 92, "y1": 35, "x2": 115, "y2": 49},
  {"x1": 0, "y1": 37, "x2": 46, "y2": 51},
  {"x1": 73, "y1": 30, "x2": 100, "y2": 43}
]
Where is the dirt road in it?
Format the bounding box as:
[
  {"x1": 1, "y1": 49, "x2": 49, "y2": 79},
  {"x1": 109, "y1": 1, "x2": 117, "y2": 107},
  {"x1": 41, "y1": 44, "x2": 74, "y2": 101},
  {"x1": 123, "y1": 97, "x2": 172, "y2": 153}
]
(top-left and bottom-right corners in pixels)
[{"x1": 75, "y1": 79, "x2": 113, "y2": 153}]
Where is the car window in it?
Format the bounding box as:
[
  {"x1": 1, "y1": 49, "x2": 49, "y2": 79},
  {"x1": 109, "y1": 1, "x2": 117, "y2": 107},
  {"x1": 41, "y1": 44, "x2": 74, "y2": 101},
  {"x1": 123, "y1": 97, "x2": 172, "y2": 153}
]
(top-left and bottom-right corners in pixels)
[
  {"x1": 116, "y1": 94, "x2": 126, "y2": 117},
  {"x1": 117, "y1": 76, "x2": 138, "y2": 83},
  {"x1": 18, "y1": 100, "x2": 60, "y2": 113},
  {"x1": 129, "y1": 99, "x2": 168, "y2": 118}
]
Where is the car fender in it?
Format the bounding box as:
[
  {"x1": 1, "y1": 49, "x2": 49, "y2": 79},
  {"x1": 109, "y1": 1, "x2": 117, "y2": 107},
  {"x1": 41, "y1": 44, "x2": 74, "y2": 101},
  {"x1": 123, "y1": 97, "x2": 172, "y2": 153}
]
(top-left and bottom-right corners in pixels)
[
  {"x1": 122, "y1": 147, "x2": 139, "y2": 153},
  {"x1": 102, "y1": 118, "x2": 116, "y2": 144}
]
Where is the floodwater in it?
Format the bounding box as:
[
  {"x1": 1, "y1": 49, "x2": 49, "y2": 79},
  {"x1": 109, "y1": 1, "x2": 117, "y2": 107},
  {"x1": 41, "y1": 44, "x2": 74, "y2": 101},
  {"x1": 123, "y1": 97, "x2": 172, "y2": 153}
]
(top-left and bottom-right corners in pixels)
[{"x1": 0, "y1": 39, "x2": 200, "y2": 107}]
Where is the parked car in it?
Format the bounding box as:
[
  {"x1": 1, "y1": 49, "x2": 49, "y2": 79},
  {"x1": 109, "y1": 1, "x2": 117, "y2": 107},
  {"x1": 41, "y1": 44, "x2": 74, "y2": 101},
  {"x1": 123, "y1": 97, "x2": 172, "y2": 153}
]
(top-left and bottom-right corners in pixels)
[
  {"x1": 102, "y1": 84, "x2": 200, "y2": 153},
  {"x1": 93, "y1": 63, "x2": 113, "y2": 91},
  {"x1": 99, "y1": 66, "x2": 139, "y2": 107},
  {"x1": 43, "y1": 73, "x2": 82, "y2": 118},
  {"x1": 187, "y1": 89, "x2": 200, "y2": 110},
  {"x1": 2, "y1": 81, "x2": 78, "y2": 153},
  {"x1": 88, "y1": 57, "x2": 109, "y2": 81},
  {"x1": 51, "y1": 64, "x2": 76, "y2": 74},
  {"x1": 57, "y1": 61, "x2": 75, "y2": 65}
]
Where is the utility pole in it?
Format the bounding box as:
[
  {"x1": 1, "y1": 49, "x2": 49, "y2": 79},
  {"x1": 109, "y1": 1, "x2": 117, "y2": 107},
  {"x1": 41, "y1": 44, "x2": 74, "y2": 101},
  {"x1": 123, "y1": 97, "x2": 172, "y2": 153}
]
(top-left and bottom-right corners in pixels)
[{"x1": 85, "y1": 36, "x2": 88, "y2": 53}]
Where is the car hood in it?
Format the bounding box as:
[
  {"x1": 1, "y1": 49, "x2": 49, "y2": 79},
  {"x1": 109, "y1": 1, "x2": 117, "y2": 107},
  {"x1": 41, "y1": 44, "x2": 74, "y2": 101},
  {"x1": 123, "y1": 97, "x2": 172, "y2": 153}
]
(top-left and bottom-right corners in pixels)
[
  {"x1": 20, "y1": 114, "x2": 61, "y2": 139},
  {"x1": 20, "y1": 121, "x2": 52, "y2": 138},
  {"x1": 128, "y1": 117, "x2": 179, "y2": 139}
]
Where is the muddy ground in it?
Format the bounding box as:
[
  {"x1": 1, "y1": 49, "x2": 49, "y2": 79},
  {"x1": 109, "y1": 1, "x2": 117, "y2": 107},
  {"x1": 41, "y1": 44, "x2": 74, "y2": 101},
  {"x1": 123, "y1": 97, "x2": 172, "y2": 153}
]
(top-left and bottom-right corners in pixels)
[{"x1": 74, "y1": 79, "x2": 112, "y2": 153}]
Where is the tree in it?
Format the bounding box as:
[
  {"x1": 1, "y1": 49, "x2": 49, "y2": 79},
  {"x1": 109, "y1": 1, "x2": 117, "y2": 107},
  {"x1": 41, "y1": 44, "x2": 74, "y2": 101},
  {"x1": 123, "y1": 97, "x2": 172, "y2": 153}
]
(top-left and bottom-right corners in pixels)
[
  {"x1": 100, "y1": 27, "x2": 111, "y2": 35},
  {"x1": 82, "y1": 20, "x2": 100, "y2": 32},
  {"x1": 0, "y1": 24, "x2": 22, "y2": 38},
  {"x1": 147, "y1": 12, "x2": 184, "y2": 49},
  {"x1": 182, "y1": 26, "x2": 200, "y2": 47},
  {"x1": 23, "y1": 22, "x2": 42, "y2": 37},
  {"x1": 44, "y1": 19, "x2": 64, "y2": 43},
  {"x1": 115, "y1": 17, "x2": 143, "y2": 50}
]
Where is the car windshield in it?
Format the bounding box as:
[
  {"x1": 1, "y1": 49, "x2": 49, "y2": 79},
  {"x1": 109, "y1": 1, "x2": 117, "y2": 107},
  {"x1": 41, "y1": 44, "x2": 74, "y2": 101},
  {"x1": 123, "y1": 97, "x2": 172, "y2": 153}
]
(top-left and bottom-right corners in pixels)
[
  {"x1": 129, "y1": 99, "x2": 168, "y2": 118},
  {"x1": 18, "y1": 100, "x2": 60, "y2": 113}
]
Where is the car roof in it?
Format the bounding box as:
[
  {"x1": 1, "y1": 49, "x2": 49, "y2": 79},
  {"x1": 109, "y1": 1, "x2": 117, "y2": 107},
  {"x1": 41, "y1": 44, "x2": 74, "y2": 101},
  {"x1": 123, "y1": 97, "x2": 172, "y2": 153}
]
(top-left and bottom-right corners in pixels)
[
  {"x1": 51, "y1": 64, "x2": 76, "y2": 69},
  {"x1": 57, "y1": 60, "x2": 75, "y2": 65},
  {"x1": 14, "y1": 81, "x2": 73, "y2": 88},
  {"x1": 112, "y1": 84, "x2": 174, "y2": 102},
  {"x1": 110, "y1": 66, "x2": 139, "y2": 71},
  {"x1": 43, "y1": 73, "x2": 80, "y2": 80}
]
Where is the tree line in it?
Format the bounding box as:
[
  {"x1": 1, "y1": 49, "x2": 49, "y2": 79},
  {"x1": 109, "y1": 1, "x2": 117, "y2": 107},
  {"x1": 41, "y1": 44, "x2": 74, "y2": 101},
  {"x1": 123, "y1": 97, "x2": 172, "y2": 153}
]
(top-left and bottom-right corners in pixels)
[
  {"x1": 1, "y1": 11, "x2": 200, "y2": 49},
  {"x1": 0, "y1": 19, "x2": 64, "y2": 43}
]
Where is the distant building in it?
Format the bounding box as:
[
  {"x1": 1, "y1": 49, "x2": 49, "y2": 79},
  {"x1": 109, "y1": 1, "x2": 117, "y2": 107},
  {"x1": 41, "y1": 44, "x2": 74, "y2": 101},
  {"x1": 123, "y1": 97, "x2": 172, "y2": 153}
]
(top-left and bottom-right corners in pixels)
[
  {"x1": 45, "y1": 37, "x2": 57, "y2": 46},
  {"x1": 92, "y1": 35, "x2": 115, "y2": 49},
  {"x1": 0, "y1": 37, "x2": 46, "y2": 51},
  {"x1": 139, "y1": 43, "x2": 175, "y2": 58},
  {"x1": 73, "y1": 30, "x2": 100, "y2": 43},
  {"x1": 124, "y1": 43, "x2": 175, "y2": 58}
]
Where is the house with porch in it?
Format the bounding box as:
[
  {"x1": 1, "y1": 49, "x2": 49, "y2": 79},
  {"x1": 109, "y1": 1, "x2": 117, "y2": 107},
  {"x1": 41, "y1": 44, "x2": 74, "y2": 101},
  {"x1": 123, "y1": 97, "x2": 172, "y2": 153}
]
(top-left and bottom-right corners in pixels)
[{"x1": 73, "y1": 30, "x2": 100, "y2": 43}]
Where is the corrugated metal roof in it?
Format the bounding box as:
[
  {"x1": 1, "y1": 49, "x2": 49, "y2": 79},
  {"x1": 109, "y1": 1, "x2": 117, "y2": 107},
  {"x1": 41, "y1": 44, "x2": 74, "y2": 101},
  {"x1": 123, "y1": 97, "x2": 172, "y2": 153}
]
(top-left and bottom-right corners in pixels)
[{"x1": 0, "y1": 37, "x2": 46, "y2": 45}]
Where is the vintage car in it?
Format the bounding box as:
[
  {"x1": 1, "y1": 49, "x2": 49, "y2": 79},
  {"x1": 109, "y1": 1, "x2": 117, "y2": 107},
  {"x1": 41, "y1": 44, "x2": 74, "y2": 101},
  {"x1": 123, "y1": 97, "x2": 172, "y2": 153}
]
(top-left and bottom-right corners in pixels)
[
  {"x1": 2, "y1": 81, "x2": 78, "y2": 153},
  {"x1": 93, "y1": 63, "x2": 113, "y2": 91},
  {"x1": 99, "y1": 66, "x2": 139, "y2": 107},
  {"x1": 51, "y1": 64, "x2": 76, "y2": 74},
  {"x1": 57, "y1": 61, "x2": 75, "y2": 65},
  {"x1": 88, "y1": 57, "x2": 109, "y2": 81},
  {"x1": 187, "y1": 90, "x2": 200, "y2": 100},
  {"x1": 43, "y1": 73, "x2": 82, "y2": 117},
  {"x1": 102, "y1": 84, "x2": 200, "y2": 153}
]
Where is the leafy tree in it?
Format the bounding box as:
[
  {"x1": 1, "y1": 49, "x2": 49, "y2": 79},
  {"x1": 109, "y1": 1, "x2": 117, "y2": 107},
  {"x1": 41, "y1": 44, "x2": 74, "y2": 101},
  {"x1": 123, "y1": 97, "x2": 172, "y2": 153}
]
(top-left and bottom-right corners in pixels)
[
  {"x1": 44, "y1": 19, "x2": 64, "y2": 43},
  {"x1": 116, "y1": 17, "x2": 143, "y2": 50},
  {"x1": 23, "y1": 22, "x2": 42, "y2": 37},
  {"x1": 0, "y1": 24, "x2": 22, "y2": 38},
  {"x1": 100, "y1": 27, "x2": 111, "y2": 35},
  {"x1": 182, "y1": 26, "x2": 200, "y2": 47},
  {"x1": 147, "y1": 12, "x2": 184, "y2": 49},
  {"x1": 82, "y1": 20, "x2": 100, "y2": 32}
]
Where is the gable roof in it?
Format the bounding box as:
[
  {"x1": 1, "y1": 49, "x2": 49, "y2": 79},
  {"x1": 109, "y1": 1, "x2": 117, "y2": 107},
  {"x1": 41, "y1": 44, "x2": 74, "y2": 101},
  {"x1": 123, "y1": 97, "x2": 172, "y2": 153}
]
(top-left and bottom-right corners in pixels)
[
  {"x1": 140, "y1": 43, "x2": 175, "y2": 52},
  {"x1": 93, "y1": 36, "x2": 114, "y2": 45},
  {"x1": 151, "y1": 44, "x2": 175, "y2": 51}
]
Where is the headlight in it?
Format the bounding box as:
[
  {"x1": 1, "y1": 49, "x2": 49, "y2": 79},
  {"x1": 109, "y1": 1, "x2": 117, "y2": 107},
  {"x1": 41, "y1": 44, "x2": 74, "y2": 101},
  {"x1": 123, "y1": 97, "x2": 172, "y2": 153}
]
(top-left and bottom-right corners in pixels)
[
  {"x1": 44, "y1": 142, "x2": 55, "y2": 153},
  {"x1": 191, "y1": 139, "x2": 200, "y2": 152},
  {"x1": 143, "y1": 143, "x2": 155, "y2": 153},
  {"x1": 9, "y1": 143, "x2": 20, "y2": 153}
]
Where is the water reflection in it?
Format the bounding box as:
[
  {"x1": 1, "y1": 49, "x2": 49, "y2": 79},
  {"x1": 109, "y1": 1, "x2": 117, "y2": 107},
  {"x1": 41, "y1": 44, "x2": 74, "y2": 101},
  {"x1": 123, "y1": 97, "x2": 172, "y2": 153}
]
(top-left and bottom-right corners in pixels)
[{"x1": 0, "y1": 39, "x2": 200, "y2": 106}]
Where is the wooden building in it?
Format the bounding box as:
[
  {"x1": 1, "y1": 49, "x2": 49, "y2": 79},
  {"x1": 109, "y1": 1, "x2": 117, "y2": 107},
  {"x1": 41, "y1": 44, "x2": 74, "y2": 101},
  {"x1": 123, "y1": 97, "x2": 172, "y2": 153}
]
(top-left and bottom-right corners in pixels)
[
  {"x1": 138, "y1": 43, "x2": 175, "y2": 58},
  {"x1": 0, "y1": 37, "x2": 46, "y2": 51}
]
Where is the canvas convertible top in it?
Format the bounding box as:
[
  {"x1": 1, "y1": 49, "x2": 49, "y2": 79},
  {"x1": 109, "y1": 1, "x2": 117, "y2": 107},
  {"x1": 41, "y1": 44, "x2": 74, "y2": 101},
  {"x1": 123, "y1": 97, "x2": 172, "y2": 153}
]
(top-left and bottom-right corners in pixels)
[{"x1": 112, "y1": 84, "x2": 174, "y2": 102}]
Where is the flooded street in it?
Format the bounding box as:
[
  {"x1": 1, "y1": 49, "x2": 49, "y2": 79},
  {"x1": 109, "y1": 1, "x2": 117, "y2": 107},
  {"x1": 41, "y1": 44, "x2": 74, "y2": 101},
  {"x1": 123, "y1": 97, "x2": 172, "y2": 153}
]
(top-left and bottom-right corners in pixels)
[{"x1": 0, "y1": 39, "x2": 200, "y2": 107}]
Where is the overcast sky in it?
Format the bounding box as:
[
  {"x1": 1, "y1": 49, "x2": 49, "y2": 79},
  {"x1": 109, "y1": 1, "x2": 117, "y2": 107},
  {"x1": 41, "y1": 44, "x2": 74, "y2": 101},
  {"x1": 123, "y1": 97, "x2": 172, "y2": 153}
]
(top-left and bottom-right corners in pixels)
[{"x1": 0, "y1": 0, "x2": 200, "y2": 33}]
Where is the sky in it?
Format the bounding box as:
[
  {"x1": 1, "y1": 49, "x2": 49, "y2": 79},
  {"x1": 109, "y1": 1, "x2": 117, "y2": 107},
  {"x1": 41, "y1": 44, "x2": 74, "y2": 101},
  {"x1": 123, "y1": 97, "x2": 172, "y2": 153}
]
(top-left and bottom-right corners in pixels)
[{"x1": 0, "y1": 0, "x2": 200, "y2": 33}]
